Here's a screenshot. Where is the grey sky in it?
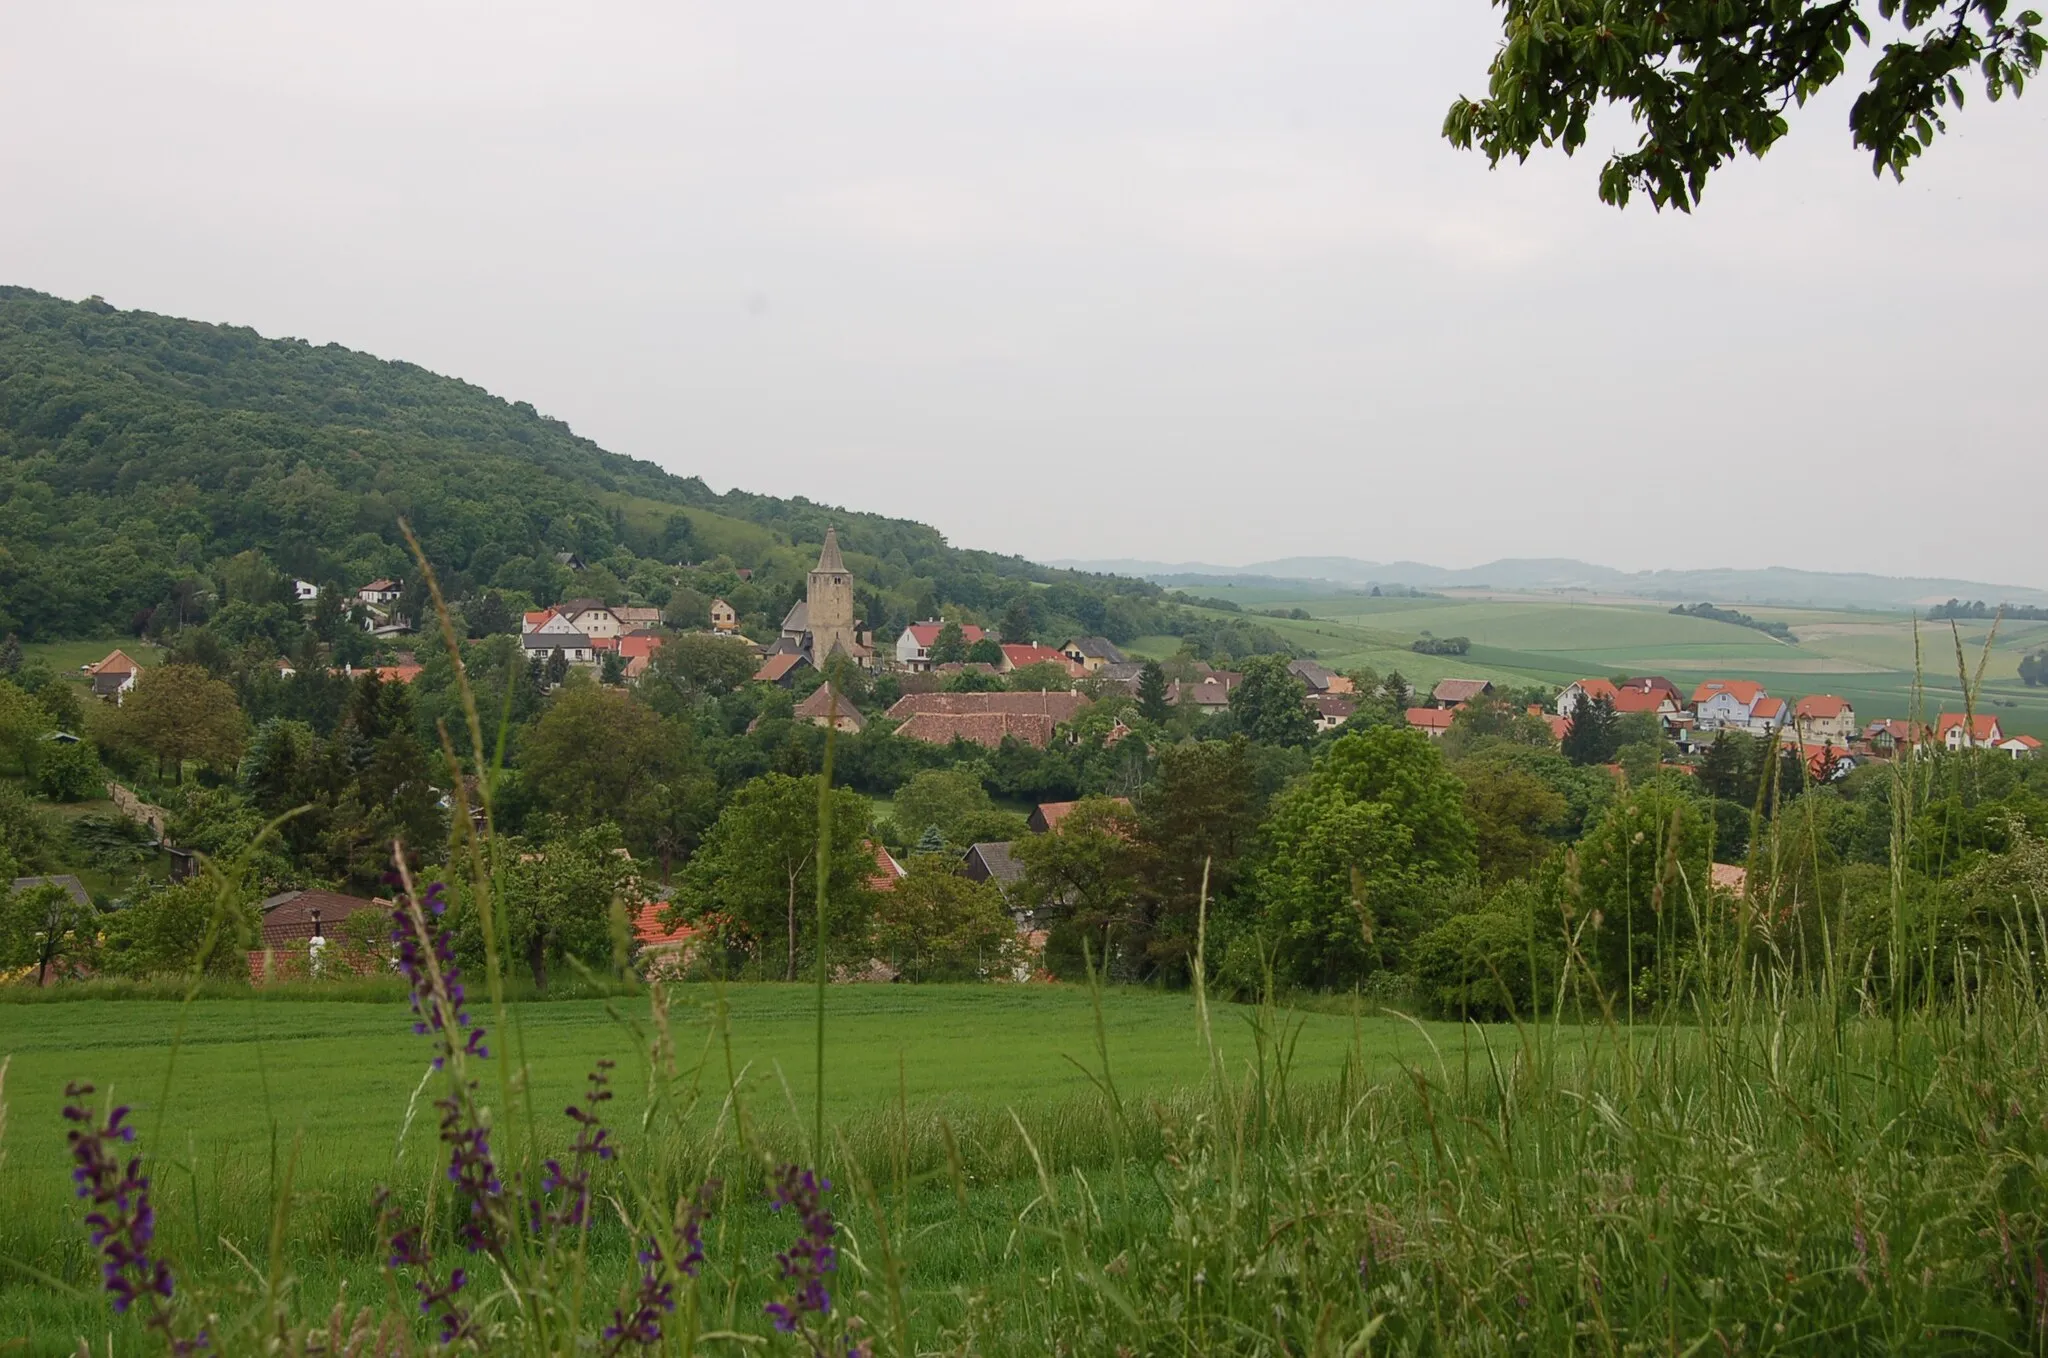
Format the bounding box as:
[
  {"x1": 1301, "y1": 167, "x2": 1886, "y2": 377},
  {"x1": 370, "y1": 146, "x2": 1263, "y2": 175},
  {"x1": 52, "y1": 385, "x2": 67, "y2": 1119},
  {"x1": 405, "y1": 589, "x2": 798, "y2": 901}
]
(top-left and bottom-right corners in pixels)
[{"x1": 4, "y1": 4, "x2": 2042, "y2": 585}]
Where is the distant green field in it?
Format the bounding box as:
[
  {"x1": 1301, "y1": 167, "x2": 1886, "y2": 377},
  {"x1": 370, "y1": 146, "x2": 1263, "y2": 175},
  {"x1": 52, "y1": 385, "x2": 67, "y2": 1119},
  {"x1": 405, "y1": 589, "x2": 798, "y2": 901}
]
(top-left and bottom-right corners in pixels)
[
  {"x1": 19, "y1": 638, "x2": 159, "y2": 674},
  {"x1": 1170, "y1": 591, "x2": 2048, "y2": 735}
]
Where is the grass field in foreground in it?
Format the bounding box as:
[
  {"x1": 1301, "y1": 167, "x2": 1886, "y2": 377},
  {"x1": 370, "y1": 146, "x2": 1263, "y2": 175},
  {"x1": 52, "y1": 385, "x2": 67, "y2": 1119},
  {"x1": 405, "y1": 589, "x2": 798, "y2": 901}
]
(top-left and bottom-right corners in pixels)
[{"x1": 0, "y1": 985, "x2": 1489, "y2": 1353}]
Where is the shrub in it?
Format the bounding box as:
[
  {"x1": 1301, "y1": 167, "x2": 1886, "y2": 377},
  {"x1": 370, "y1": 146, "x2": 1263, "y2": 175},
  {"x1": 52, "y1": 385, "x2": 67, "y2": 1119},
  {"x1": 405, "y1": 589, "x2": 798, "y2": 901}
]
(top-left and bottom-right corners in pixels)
[{"x1": 33, "y1": 739, "x2": 104, "y2": 802}]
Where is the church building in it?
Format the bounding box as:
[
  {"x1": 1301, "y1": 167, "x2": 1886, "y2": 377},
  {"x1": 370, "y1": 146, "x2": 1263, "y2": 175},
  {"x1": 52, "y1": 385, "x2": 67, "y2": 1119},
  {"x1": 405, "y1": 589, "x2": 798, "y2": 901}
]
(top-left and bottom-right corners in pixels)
[{"x1": 777, "y1": 529, "x2": 872, "y2": 667}]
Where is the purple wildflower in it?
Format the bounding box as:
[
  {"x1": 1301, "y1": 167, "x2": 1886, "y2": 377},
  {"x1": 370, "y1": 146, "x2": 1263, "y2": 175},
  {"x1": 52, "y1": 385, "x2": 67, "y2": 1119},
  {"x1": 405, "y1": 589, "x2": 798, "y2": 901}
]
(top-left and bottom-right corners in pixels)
[
  {"x1": 63, "y1": 1084, "x2": 207, "y2": 1355},
  {"x1": 390, "y1": 879, "x2": 487, "y2": 1068},
  {"x1": 375, "y1": 1187, "x2": 472, "y2": 1343},
  {"x1": 438, "y1": 1093, "x2": 504, "y2": 1254},
  {"x1": 602, "y1": 1178, "x2": 720, "y2": 1354},
  {"x1": 539, "y1": 1061, "x2": 616, "y2": 1234},
  {"x1": 763, "y1": 1165, "x2": 837, "y2": 1335}
]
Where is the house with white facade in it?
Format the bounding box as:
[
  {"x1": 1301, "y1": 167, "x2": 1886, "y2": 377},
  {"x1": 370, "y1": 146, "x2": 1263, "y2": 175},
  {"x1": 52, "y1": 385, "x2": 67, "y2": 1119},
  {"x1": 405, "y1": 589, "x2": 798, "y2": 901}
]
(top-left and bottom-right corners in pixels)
[
  {"x1": 896, "y1": 620, "x2": 987, "y2": 671},
  {"x1": 1692, "y1": 680, "x2": 1767, "y2": 731},
  {"x1": 557, "y1": 599, "x2": 622, "y2": 640},
  {"x1": 357, "y1": 579, "x2": 403, "y2": 606},
  {"x1": 1556, "y1": 678, "x2": 1619, "y2": 718},
  {"x1": 1937, "y1": 712, "x2": 2004, "y2": 750},
  {"x1": 293, "y1": 579, "x2": 320, "y2": 603}
]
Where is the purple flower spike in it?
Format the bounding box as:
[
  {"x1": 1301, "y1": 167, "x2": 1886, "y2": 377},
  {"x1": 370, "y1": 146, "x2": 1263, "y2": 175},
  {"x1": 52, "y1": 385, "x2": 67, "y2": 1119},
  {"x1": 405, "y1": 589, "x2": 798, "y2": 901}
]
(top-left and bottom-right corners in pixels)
[
  {"x1": 63, "y1": 1085, "x2": 208, "y2": 1354},
  {"x1": 603, "y1": 1178, "x2": 721, "y2": 1354},
  {"x1": 764, "y1": 1165, "x2": 838, "y2": 1337}
]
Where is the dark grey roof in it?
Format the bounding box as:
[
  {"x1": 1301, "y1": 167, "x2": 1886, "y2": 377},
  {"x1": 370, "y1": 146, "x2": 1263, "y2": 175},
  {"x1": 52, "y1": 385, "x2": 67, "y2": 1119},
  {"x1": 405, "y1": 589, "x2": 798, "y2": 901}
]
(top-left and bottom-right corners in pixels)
[
  {"x1": 12, "y1": 875, "x2": 90, "y2": 907},
  {"x1": 962, "y1": 842, "x2": 1025, "y2": 889},
  {"x1": 522, "y1": 631, "x2": 593, "y2": 650},
  {"x1": 1064, "y1": 636, "x2": 1125, "y2": 662}
]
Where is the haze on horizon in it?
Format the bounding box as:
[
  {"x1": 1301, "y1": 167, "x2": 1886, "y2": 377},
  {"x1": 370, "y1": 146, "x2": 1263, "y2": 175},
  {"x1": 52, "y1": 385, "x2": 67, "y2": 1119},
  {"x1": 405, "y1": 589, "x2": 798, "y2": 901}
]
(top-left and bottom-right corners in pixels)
[{"x1": 3, "y1": 4, "x2": 2042, "y2": 587}]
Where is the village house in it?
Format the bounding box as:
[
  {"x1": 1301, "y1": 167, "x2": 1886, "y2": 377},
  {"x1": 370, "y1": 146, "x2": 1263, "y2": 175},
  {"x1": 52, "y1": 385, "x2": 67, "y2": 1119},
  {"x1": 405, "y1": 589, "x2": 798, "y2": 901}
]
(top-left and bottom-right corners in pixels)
[
  {"x1": 752, "y1": 652, "x2": 812, "y2": 687},
  {"x1": 293, "y1": 579, "x2": 320, "y2": 603},
  {"x1": 1058, "y1": 637, "x2": 1126, "y2": 673},
  {"x1": 793, "y1": 683, "x2": 866, "y2": 734},
  {"x1": 356, "y1": 578, "x2": 402, "y2": 606},
  {"x1": 961, "y1": 842, "x2": 1024, "y2": 900},
  {"x1": 1290, "y1": 659, "x2": 1353, "y2": 695},
  {"x1": 613, "y1": 605, "x2": 662, "y2": 632},
  {"x1": 1693, "y1": 679, "x2": 1769, "y2": 731},
  {"x1": 1169, "y1": 672, "x2": 1240, "y2": 718},
  {"x1": 2000, "y1": 734, "x2": 2042, "y2": 759},
  {"x1": 85, "y1": 649, "x2": 141, "y2": 702},
  {"x1": 1793, "y1": 695, "x2": 1857, "y2": 746},
  {"x1": 885, "y1": 690, "x2": 1090, "y2": 749},
  {"x1": 1306, "y1": 693, "x2": 1356, "y2": 731},
  {"x1": 1937, "y1": 712, "x2": 2005, "y2": 751},
  {"x1": 1404, "y1": 706, "x2": 1459, "y2": 740},
  {"x1": 1528, "y1": 705, "x2": 1571, "y2": 743},
  {"x1": 709, "y1": 599, "x2": 739, "y2": 632},
  {"x1": 556, "y1": 599, "x2": 622, "y2": 640},
  {"x1": 1431, "y1": 678, "x2": 1493, "y2": 707},
  {"x1": 895, "y1": 619, "x2": 987, "y2": 671},
  {"x1": 1611, "y1": 685, "x2": 1682, "y2": 722},
  {"x1": 1862, "y1": 719, "x2": 1925, "y2": 757},
  {"x1": 996, "y1": 643, "x2": 1082, "y2": 677},
  {"x1": 1028, "y1": 797, "x2": 1130, "y2": 833},
  {"x1": 521, "y1": 631, "x2": 597, "y2": 667},
  {"x1": 1745, "y1": 695, "x2": 1791, "y2": 735},
  {"x1": 1556, "y1": 678, "x2": 1619, "y2": 717}
]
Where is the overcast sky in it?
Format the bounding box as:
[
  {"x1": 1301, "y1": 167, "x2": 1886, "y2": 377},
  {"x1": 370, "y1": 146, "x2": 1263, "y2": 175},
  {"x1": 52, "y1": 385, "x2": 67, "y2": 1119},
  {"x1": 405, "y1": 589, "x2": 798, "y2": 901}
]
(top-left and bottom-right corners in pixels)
[{"x1": 4, "y1": 3, "x2": 2042, "y2": 585}]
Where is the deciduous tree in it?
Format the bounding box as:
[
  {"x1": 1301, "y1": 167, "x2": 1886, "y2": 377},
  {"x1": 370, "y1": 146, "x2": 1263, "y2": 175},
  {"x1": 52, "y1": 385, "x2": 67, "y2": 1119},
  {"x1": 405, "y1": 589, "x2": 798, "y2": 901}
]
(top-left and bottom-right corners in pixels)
[{"x1": 104, "y1": 664, "x2": 246, "y2": 783}]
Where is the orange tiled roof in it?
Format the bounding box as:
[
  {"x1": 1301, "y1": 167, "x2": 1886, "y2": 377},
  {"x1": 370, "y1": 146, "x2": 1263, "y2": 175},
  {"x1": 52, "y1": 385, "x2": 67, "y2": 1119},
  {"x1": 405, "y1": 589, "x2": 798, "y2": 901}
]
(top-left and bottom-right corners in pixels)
[
  {"x1": 1936, "y1": 712, "x2": 2001, "y2": 740},
  {"x1": 1794, "y1": 694, "x2": 1851, "y2": 719},
  {"x1": 87, "y1": 649, "x2": 140, "y2": 675},
  {"x1": 894, "y1": 711, "x2": 1060, "y2": 749},
  {"x1": 1693, "y1": 679, "x2": 1765, "y2": 705},
  {"x1": 905, "y1": 622, "x2": 987, "y2": 647},
  {"x1": 633, "y1": 901, "x2": 696, "y2": 949},
  {"x1": 1405, "y1": 706, "x2": 1457, "y2": 731}
]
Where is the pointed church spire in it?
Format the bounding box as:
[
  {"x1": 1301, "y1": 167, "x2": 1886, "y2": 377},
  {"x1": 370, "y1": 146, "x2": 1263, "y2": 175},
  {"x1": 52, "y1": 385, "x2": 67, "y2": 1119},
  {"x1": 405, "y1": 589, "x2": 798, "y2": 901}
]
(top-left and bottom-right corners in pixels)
[{"x1": 813, "y1": 527, "x2": 846, "y2": 575}]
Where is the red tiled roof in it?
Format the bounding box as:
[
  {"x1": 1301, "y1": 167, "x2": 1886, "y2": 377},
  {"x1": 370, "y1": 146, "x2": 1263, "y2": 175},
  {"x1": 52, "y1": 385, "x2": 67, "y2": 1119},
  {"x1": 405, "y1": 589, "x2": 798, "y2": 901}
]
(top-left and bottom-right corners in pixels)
[
  {"x1": 87, "y1": 649, "x2": 141, "y2": 676},
  {"x1": 1405, "y1": 706, "x2": 1457, "y2": 731},
  {"x1": 1693, "y1": 679, "x2": 1765, "y2": 705},
  {"x1": 1936, "y1": 712, "x2": 2001, "y2": 740},
  {"x1": 1751, "y1": 696, "x2": 1787, "y2": 719},
  {"x1": 633, "y1": 901, "x2": 696, "y2": 950},
  {"x1": 904, "y1": 622, "x2": 987, "y2": 647},
  {"x1": 615, "y1": 634, "x2": 661, "y2": 660},
  {"x1": 1570, "y1": 678, "x2": 1619, "y2": 702},
  {"x1": 894, "y1": 711, "x2": 1061, "y2": 749},
  {"x1": 1794, "y1": 694, "x2": 1851, "y2": 719},
  {"x1": 2011, "y1": 735, "x2": 2043, "y2": 749},
  {"x1": 372, "y1": 664, "x2": 423, "y2": 684},
  {"x1": 886, "y1": 691, "x2": 1090, "y2": 722},
  {"x1": 259, "y1": 889, "x2": 386, "y2": 948},
  {"x1": 1610, "y1": 688, "x2": 1670, "y2": 715},
  {"x1": 999, "y1": 643, "x2": 1081, "y2": 674},
  {"x1": 524, "y1": 610, "x2": 556, "y2": 628}
]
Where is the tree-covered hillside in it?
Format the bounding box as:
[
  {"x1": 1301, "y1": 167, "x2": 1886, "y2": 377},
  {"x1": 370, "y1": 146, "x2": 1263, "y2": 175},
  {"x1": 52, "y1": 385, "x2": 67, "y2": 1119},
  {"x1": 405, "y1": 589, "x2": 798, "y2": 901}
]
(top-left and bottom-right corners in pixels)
[{"x1": 0, "y1": 286, "x2": 1283, "y2": 652}]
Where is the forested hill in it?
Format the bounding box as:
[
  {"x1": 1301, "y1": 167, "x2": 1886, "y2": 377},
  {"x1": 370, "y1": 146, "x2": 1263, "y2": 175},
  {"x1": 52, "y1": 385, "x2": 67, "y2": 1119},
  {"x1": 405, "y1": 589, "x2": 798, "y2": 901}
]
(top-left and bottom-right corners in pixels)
[{"x1": 0, "y1": 286, "x2": 1222, "y2": 646}]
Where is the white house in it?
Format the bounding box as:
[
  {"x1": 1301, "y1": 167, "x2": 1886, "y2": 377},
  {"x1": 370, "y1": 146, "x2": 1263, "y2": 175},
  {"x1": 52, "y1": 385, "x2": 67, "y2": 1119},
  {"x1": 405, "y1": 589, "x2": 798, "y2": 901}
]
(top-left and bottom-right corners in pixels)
[
  {"x1": 1745, "y1": 695, "x2": 1791, "y2": 735},
  {"x1": 557, "y1": 599, "x2": 622, "y2": 640},
  {"x1": 1937, "y1": 712, "x2": 2004, "y2": 750},
  {"x1": 522, "y1": 631, "x2": 597, "y2": 666},
  {"x1": 709, "y1": 599, "x2": 738, "y2": 632},
  {"x1": 1999, "y1": 734, "x2": 2041, "y2": 759},
  {"x1": 1692, "y1": 680, "x2": 1767, "y2": 731},
  {"x1": 896, "y1": 620, "x2": 987, "y2": 671},
  {"x1": 1556, "y1": 678, "x2": 1619, "y2": 718},
  {"x1": 293, "y1": 579, "x2": 320, "y2": 603},
  {"x1": 357, "y1": 579, "x2": 403, "y2": 606}
]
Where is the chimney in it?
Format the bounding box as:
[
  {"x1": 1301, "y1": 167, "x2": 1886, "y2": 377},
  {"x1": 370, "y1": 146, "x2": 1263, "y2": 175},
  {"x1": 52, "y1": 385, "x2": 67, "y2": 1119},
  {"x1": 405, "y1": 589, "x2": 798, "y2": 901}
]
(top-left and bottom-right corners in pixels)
[{"x1": 309, "y1": 906, "x2": 323, "y2": 942}]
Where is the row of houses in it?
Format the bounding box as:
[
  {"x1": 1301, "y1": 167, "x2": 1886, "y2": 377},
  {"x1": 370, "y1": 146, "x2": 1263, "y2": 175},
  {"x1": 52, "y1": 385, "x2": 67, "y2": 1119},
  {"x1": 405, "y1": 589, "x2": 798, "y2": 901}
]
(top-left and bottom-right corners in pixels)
[{"x1": 1398, "y1": 670, "x2": 2040, "y2": 763}]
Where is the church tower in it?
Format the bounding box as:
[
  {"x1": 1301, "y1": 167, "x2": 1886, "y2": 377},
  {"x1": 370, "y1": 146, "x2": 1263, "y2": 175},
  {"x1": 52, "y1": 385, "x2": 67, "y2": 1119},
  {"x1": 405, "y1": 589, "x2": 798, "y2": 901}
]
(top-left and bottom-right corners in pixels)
[{"x1": 805, "y1": 528, "x2": 862, "y2": 663}]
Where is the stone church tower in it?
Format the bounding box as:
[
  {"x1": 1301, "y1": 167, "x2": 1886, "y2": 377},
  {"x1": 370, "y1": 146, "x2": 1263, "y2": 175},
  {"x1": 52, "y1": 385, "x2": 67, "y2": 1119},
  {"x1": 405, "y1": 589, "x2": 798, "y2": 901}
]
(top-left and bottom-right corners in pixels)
[{"x1": 805, "y1": 528, "x2": 862, "y2": 663}]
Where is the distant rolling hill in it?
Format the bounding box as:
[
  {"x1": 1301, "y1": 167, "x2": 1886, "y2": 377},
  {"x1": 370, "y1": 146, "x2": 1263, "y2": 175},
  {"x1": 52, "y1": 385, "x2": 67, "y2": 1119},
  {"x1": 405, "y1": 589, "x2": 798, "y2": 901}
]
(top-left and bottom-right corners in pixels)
[{"x1": 1049, "y1": 556, "x2": 2048, "y2": 612}]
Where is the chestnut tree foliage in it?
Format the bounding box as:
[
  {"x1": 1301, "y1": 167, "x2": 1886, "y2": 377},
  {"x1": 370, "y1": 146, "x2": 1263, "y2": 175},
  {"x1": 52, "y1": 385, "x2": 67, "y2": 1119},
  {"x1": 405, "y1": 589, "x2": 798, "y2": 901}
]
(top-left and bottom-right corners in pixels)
[{"x1": 1446, "y1": 0, "x2": 2045, "y2": 209}]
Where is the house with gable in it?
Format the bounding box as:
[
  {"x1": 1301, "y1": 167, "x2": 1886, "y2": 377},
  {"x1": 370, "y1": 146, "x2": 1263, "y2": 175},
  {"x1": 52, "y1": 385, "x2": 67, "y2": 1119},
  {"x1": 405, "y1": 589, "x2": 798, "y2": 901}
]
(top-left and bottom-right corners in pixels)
[
  {"x1": 709, "y1": 599, "x2": 739, "y2": 633},
  {"x1": 1692, "y1": 679, "x2": 1768, "y2": 731},
  {"x1": 1793, "y1": 695, "x2": 1857, "y2": 747},
  {"x1": 85, "y1": 650, "x2": 142, "y2": 703},
  {"x1": 1404, "y1": 706, "x2": 1458, "y2": 740},
  {"x1": 357, "y1": 579, "x2": 403, "y2": 606},
  {"x1": 1556, "y1": 678, "x2": 1619, "y2": 718},
  {"x1": 895, "y1": 620, "x2": 987, "y2": 671},
  {"x1": 556, "y1": 599, "x2": 622, "y2": 640},
  {"x1": 793, "y1": 683, "x2": 866, "y2": 734},
  {"x1": 1431, "y1": 678, "x2": 1494, "y2": 708},
  {"x1": 996, "y1": 643, "x2": 1082, "y2": 677},
  {"x1": 1058, "y1": 637, "x2": 1126, "y2": 673},
  {"x1": 1290, "y1": 660, "x2": 1354, "y2": 695},
  {"x1": 2000, "y1": 734, "x2": 2042, "y2": 759},
  {"x1": 1937, "y1": 712, "x2": 2005, "y2": 751}
]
